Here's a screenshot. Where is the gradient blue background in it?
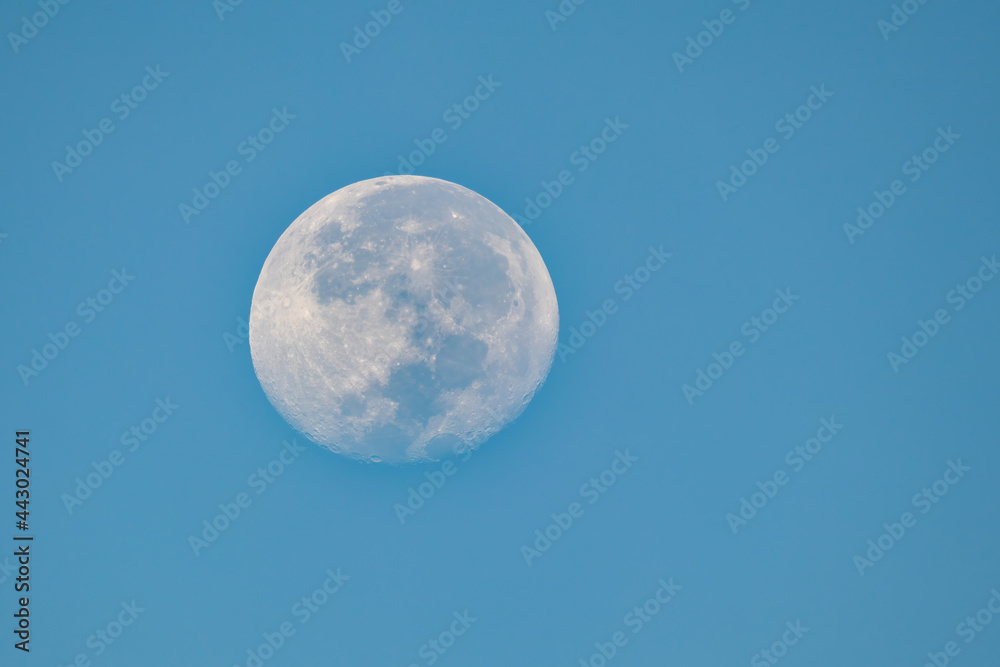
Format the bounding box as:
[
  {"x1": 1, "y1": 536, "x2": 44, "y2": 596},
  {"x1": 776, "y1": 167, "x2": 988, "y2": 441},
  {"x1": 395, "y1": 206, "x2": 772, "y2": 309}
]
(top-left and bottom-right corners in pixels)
[{"x1": 2, "y1": 0, "x2": 999, "y2": 665}]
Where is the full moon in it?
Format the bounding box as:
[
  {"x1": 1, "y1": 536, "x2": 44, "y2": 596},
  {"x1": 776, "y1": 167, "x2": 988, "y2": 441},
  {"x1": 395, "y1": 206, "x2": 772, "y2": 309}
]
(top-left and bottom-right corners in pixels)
[{"x1": 249, "y1": 176, "x2": 559, "y2": 464}]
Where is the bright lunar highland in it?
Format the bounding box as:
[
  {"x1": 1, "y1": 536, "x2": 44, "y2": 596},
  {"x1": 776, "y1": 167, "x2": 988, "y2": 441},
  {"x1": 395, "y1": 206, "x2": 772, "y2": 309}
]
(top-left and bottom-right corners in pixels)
[{"x1": 249, "y1": 176, "x2": 559, "y2": 464}]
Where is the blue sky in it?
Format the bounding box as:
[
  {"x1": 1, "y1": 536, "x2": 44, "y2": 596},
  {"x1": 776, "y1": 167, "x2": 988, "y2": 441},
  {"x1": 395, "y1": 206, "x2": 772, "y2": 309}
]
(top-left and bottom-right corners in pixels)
[{"x1": 2, "y1": 0, "x2": 999, "y2": 665}]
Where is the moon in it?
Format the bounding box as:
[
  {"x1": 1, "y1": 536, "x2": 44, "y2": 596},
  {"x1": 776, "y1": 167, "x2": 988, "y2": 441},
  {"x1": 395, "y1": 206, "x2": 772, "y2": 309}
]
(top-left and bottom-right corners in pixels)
[{"x1": 249, "y1": 175, "x2": 559, "y2": 464}]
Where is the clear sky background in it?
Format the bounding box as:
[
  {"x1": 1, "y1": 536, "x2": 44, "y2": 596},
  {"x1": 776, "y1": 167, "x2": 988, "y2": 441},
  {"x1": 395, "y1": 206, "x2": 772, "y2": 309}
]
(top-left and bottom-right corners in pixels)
[{"x1": 2, "y1": 0, "x2": 999, "y2": 665}]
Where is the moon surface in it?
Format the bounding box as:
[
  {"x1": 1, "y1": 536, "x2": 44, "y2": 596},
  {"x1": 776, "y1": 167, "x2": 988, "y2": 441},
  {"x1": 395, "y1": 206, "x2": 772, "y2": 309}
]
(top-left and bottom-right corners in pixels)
[{"x1": 249, "y1": 176, "x2": 559, "y2": 464}]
